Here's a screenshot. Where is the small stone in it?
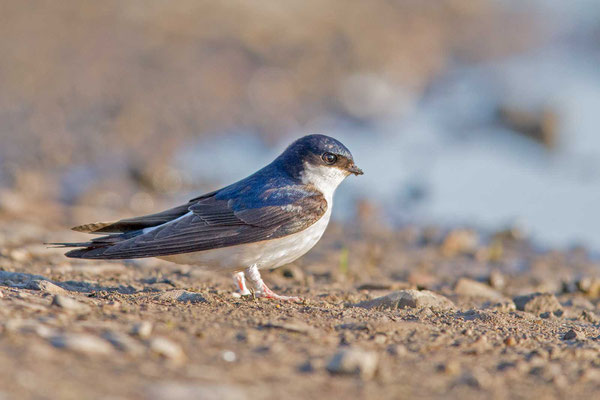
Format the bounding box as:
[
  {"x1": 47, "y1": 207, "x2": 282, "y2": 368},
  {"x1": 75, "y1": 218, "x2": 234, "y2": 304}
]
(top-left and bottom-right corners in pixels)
[
  {"x1": 326, "y1": 348, "x2": 378, "y2": 379},
  {"x1": 51, "y1": 295, "x2": 91, "y2": 313},
  {"x1": 488, "y1": 270, "x2": 506, "y2": 289},
  {"x1": 221, "y1": 350, "x2": 236, "y2": 362},
  {"x1": 577, "y1": 278, "x2": 600, "y2": 297},
  {"x1": 497, "y1": 104, "x2": 558, "y2": 149},
  {"x1": 355, "y1": 289, "x2": 454, "y2": 311},
  {"x1": 581, "y1": 310, "x2": 600, "y2": 323},
  {"x1": 150, "y1": 337, "x2": 185, "y2": 362},
  {"x1": 438, "y1": 360, "x2": 461, "y2": 376},
  {"x1": 441, "y1": 229, "x2": 478, "y2": 257},
  {"x1": 4, "y1": 319, "x2": 54, "y2": 338},
  {"x1": 50, "y1": 334, "x2": 113, "y2": 355},
  {"x1": 460, "y1": 368, "x2": 492, "y2": 389},
  {"x1": 513, "y1": 293, "x2": 563, "y2": 316},
  {"x1": 504, "y1": 336, "x2": 517, "y2": 346},
  {"x1": 102, "y1": 331, "x2": 145, "y2": 355},
  {"x1": 455, "y1": 278, "x2": 505, "y2": 301},
  {"x1": 562, "y1": 329, "x2": 584, "y2": 341},
  {"x1": 466, "y1": 336, "x2": 491, "y2": 355},
  {"x1": 261, "y1": 320, "x2": 315, "y2": 335},
  {"x1": 9, "y1": 248, "x2": 31, "y2": 262},
  {"x1": 155, "y1": 290, "x2": 206, "y2": 303},
  {"x1": 487, "y1": 300, "x2": 516, "y2": 313},
  {"x1": 131, "y1": 321, "x2": 153, "y2": 339},
  {"x1": 0, "y1": 289, "x2": 3, "y2": 298},
  {"x1": 387, "y1": 344, "x2": 407, "y2": 357},
  {"x1": 26, "y1": 280, "x2": 68, "y2": 295}
]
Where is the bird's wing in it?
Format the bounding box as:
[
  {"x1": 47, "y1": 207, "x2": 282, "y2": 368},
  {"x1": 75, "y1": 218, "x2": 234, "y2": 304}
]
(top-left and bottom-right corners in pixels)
[
  {"x1": 64, "y1": 191, "x2": 327, "y2": 259},
  {"x1": 71, "y1": 192, "x2": 217, "y2": 234}
]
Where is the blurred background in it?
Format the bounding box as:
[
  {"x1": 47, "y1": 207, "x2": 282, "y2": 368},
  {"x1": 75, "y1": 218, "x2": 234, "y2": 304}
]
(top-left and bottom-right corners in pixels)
[{"x1": 1, "y1": 0, "x2": 599, "y2": 251}]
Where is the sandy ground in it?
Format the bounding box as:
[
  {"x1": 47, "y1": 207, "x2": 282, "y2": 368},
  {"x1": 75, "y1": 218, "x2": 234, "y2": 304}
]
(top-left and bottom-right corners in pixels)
[{"x1": 1, "y1": 215, "x2": 600, "y2": 400}]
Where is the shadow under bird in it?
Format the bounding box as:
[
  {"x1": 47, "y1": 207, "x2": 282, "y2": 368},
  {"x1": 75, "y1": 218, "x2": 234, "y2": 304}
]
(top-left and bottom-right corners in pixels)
[{"x1": 56, "y1": 134, "x2": 363, "y2": 301}]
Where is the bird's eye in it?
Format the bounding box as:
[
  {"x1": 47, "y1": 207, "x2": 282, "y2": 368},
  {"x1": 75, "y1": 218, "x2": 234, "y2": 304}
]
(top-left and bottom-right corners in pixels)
[{"x1": 322, "y1": 152, "x2": 337, "y2": 165}]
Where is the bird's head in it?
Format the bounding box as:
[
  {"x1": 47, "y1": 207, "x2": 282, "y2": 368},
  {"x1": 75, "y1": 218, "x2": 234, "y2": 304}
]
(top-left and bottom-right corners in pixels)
[{"x1": 276, "y1": 134, "x2": 363, "y2": 197}]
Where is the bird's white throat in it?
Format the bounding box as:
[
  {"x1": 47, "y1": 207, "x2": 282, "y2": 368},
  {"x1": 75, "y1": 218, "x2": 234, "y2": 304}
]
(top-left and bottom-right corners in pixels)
[{"x1": 300, "y1": 162, "x2": 348, "y2": 203}]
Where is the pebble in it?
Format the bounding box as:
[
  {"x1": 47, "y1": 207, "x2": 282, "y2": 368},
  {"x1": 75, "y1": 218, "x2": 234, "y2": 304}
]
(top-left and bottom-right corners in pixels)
[
  {"x1": 221, "y1": 350, "x2": 236, "y2": 362},
  {"x1": 487, "y1": 300, "x2": 516, "y2": 313},
  {"x1": 562, "y1": 329, "x2": 584, "y2": 341},
  {"x1": 4, "y1": 319, "x2": 54, "y2": 338},
  {"x1": 261, "y1": 320, "x2": 315, "y2": 335},
  {"x1": 441, "y1": 229, "x2": 478, "y2": 257},
  {"x1": 438, "y1": 360, "x2": 461, "y2": 376},
  {"x1": 150, "y1": 337, "x2": 185, "y2": 362},
  {"x1": 454, "y1": 278, "x2": 505, "y2": 301},
  {"x1": 326, "y1": 348, "x2": 379, "y2": 379},
  {"x1": 26, "y1": 279, "x2": 68, "y2": 295},
  {"x1": 51, "y1": 295, "x2": 91, "y2": 313},
  {"x1": 102, "y1": 331, "x2": 146, "y2": 355},
  {"x1": 580, "y1": 310, "x2": 599, "y2": 323},
  {"x1": 147, "y1": 383, "x2": 246, "y2": 400},
  {"x1": 131, "y1": 321, "x2": 153, "y2": 339},
  {"x1": 459, "y1": 368, "x2": 492, "y2": 389},
  {"x1": 355, "y1": 289, "x2": 454, "y2": 311},
  {"x1": 8, "y1": 248, "x2": 32, "y2": 262},
  {"x1": 155, "y1": 290, "x2": 207, "y2": 303},
  {"x1": 387, "y1": 344, "x2": 408, "y2": 357},
  {"x1": 0, "y1": 289, "x2": 3, "y2": 298},
  {"x1": 513, "y1": 293, "x2": 563, "y2": 317},
  {"x1": 577, "y1": 278, "x2": 600, "y2": 297},
  {"x1": 488, "y1": 270, "x2": 506, "y2": 290},
  {"x1": 504, "y1": 336, "x2": 518, "y2": 346},
  {"x1": 50, "y1": 334, "x2": 113, "y2": 355}
]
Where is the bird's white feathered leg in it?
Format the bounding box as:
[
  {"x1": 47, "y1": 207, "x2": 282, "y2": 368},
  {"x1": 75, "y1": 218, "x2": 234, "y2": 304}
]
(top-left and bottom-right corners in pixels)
[
  {"x1": 232, "y1": 271, "x2": 251, "y2": 297},
  {"x1": 245, "y1": 264, "x2": 301, "y2": 302}
]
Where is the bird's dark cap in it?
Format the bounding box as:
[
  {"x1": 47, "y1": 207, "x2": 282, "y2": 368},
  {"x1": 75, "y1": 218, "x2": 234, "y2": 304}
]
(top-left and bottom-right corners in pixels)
[{"x1": 276, "y1": 134, "x2": 361, "y2": 178}]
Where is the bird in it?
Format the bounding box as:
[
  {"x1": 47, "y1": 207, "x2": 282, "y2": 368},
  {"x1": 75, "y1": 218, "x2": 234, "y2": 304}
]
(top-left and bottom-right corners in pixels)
[{"x1": 56, "y1": 134, "x2": 363, "y2": 301}]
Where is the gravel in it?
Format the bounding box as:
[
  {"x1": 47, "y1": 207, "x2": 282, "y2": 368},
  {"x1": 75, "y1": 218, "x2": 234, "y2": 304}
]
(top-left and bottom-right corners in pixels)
[
  {"x1": 355, "y1": 289, "x2": 454, "y2": 310},
  {"x1": 102, "y1": 331, "x2": 146, "y2": 355},
  {"x1": 454, "y1": 278, "x2": 505, "y2": 301},
  {"x1": 513, "y1": 293, "x2": 563, "y2": 317},
  {"x1": 326, "y1": 348, "x2": 379, "y2": 379},
  {"x1": 50, "y1": 334, "x2": 113, "y2": 355},
  {"x1": 154, "y1": 290, "x2": 207, "y2": 303},
  {"x1": 562, "y1": 329, "x2": 584, "y2": 341},
  {"x1": 26, "y1": 279, "x2": 68, "y2": 295},
  {"x1": 51, "y1": 295, "x2": 91, "y2": 313},
  {"x1": 131, "y1": 321, "x2": 153, "y2": 339},
  {"x1": 150, "y1": 337, "x2": 185, "y2": 363}
]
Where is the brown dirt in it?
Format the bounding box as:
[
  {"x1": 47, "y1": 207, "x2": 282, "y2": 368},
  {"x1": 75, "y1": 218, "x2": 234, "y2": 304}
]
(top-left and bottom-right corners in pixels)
[{"x1": 2, "y1": 214, "x2": 600, "y2": 400}]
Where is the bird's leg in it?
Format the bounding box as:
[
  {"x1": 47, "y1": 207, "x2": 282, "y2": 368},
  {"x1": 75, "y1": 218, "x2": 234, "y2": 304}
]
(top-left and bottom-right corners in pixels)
[
  {"x1": 244, "y1": 264, "x2": 301, "y2": 302},
  {"x1": 232, "y1": 271, "x2": 251, "y2": 296}
]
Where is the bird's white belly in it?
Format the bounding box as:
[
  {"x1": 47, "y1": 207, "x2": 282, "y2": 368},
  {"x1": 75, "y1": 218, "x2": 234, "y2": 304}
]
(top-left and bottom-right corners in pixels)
[{"x1": 159, "y1": 208, "x2": 331, "y2": 271}]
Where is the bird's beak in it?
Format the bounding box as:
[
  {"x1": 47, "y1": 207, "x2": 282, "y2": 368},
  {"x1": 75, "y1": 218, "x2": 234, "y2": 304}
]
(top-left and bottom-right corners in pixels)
[{"x1": 347, "y1": 164, "x2": 364, "y2": 176}]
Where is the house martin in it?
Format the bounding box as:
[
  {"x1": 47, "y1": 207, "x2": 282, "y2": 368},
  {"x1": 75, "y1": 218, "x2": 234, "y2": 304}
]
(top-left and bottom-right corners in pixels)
[{"x1": 57, "y1": 134, "x2": 363, "y2": 301}]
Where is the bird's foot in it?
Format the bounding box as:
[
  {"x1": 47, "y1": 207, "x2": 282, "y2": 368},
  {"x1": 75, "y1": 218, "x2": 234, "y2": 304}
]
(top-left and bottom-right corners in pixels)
[
  {"x1": 255, "y1": 284, "x2": 302, "y2": 302},
  {"x1": 243, "y1": 264, "x2": 302, "y2": 302},
  {"x1": 232, "y1": 271, "x2": 252, "y2": 297}
]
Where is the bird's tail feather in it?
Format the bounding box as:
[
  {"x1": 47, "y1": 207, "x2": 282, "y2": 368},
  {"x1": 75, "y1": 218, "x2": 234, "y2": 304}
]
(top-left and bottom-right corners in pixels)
[{"x1": 47, "y1": 230, "x2": 144, "y2": 259}]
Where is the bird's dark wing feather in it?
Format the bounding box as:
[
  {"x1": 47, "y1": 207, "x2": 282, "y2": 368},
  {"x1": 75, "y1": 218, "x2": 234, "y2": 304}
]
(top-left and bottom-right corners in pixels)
[
  {"x1": 71, "y1": 192, "x2": 217, "y2": 234},
  {"x1": 64, "y1": 191, "x2": 327, "y2": 259}
]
